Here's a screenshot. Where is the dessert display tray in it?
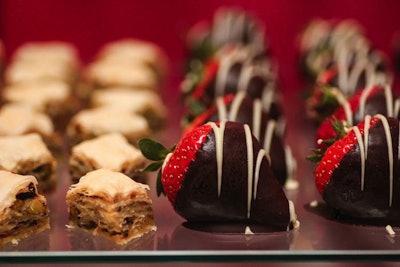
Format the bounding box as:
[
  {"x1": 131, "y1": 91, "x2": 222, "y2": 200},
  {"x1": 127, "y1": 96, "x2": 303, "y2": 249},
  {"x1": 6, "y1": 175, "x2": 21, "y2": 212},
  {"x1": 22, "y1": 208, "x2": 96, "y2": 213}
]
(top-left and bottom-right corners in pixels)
[{"x1": 1, "y1": 84, "x2": 400, "y2": 264}]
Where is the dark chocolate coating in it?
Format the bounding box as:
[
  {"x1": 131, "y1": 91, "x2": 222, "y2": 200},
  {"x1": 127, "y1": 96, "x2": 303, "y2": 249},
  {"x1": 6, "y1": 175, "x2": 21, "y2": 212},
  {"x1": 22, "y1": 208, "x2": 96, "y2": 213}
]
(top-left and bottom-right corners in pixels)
[
  {"x1": 197, "y1": 94, "x2": 287, "y2": 185},
  {"x1": 354, "y1": 89, "x2": 400, "y2": 123},
  {"x1": 199, "y1": 59, "x2": 280, "y2": 111},
  {"x1": 324, "y1": 117, "x2": 400, "y2": 224},
  {"x1": 174, "y1": 121, "x2": 291, "y2": 230}
]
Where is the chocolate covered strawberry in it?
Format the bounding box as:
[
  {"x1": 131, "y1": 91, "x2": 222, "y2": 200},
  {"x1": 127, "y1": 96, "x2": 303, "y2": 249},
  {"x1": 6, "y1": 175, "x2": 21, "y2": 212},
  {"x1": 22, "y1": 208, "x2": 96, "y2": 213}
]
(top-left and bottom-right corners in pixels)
[
  {"x1": 181, "y1": 44, "x2": 279, "y2": 118},
  {"x1": 312, "y1": 115, "x2": 400, "y2": 223},
  {"x1": 298, "y1": 19, "x2": 365, "y2": 79},
  {"x1": 316, "y1": 84, "x2": 400, "y2": 147},
  {"x1": 316, "y1": 55, "x2": 390, "y2": 97},
  {"x1": 186, "y1": 7, "x2": 267, "y2": 67},
  {"x1": 140, "y1": 121, "x2": 298, "y2": 231},
  {"x1": 184, "y1": 92, "x2": 295, "y2": 188}
]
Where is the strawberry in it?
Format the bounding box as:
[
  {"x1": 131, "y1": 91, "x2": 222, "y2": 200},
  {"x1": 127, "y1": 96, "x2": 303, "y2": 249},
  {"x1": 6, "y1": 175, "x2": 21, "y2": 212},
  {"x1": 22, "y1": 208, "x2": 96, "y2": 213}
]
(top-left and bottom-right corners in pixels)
[
  {"x1": 181, "y1": 45, "x2": 278, "y2": 119},
  {"x1": 315, "y1": 54, "x2": 390, "y2": 98},
  {"x1": 183, "y1": 92, "x2": 293, "y2": 187},
  {"x1": 140, "y1": 121, "x2": 298, "y2": 230},
  {"x1": 185, "y1": 7, "x2": 267, "y2": 67},
  {"x1": 305, "y1": 85, "x2": 342, "y2": 123},
  {"x1": 312, "y1": 115, "x2": 400, "y2": 223},
  {"x1": 316, "y1": 84, "x2": 398, "y2": 148}
]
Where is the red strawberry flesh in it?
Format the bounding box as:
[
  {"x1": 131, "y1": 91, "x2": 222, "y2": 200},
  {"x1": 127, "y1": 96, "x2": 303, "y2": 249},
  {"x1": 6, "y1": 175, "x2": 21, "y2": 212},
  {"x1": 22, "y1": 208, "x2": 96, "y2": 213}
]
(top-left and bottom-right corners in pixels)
[
  {"x1": 191, "y1": 60, "x2": 220, "y2": 100},
  {"x1": 315, "y1": 117, "x2": 380, "y2": 195},
  {"x1": 316, "y1": 86, "x2": 383, "y2": 147},
  {"x1": 184, "y1": 93, "x2": 235, "y2": 136},
  {"x1": 162, "y1": 123, "x2": 214, "y2": 206}
]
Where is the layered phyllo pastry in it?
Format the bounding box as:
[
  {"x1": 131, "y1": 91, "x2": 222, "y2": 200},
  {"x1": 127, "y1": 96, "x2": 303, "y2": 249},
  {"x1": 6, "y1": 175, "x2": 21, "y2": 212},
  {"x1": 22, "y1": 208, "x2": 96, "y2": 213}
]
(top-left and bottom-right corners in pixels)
[
  {"x1": 0, "y1": 134, "x2": 56, "y2": 192},
  {"x1": 0, "y1": 170, "x2": 50, "y2": 246},
  {"x1": 66, "y1": 169, "x2": 156, "y2": 245},
  {"x1": 69, "y1": 133, "x2": 147, "y2": 183},
  {"x1": 66, "y1": 107, "x2": 150, "y2": 146},
  {"x1": 90, "y1": 87, "x2": 166, "y2": 129}
]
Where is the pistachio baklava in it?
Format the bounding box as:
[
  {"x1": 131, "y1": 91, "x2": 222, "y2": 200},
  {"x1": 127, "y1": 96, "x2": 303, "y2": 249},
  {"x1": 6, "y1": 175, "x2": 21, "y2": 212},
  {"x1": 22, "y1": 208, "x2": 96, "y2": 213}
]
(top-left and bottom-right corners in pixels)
[{"x1": 0, "y1": 170, "x2": 50, "y2": 246}]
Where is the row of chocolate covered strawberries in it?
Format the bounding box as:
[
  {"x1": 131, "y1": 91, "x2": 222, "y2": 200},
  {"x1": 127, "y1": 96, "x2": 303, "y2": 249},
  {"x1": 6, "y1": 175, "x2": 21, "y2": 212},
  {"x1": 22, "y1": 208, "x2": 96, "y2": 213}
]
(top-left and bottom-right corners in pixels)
[
  {"x1": 138, "y1": 8, "x2": 299, "y2": 234},
  {"x1": 299, "y1": 19, "x2": 400, "y2": 225},
  {"x1": 0, "y1": 39, "x2": 169, "y2": 245}
]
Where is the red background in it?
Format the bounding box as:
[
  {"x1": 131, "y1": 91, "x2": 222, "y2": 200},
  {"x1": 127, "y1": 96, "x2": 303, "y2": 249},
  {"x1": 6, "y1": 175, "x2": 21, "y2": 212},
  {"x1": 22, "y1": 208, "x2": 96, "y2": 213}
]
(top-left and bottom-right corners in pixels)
[{"x1": 1, "y1": 0, "x2": 400, "y2": 93}]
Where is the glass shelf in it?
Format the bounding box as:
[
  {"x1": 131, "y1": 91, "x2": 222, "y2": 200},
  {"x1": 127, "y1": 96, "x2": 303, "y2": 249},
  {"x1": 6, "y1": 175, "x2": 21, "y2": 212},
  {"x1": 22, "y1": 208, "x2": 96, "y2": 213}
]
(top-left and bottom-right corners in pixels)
[{"x1": 1, "y1": 90, "x2": 400, "y2": 264}]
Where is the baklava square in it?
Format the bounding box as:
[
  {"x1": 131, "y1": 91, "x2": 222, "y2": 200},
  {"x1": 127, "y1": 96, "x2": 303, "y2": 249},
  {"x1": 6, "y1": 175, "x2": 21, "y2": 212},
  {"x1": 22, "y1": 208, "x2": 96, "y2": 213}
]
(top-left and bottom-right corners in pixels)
[
  {"x1": 90, "y1": 87, "x2": 166, "y2": 129},
  {"x1": 66, "y1": 107, "x2": 150, "y2": 146},
  {"x1": 0, "y1": 134, "x2": 57, "y2": 192},
  {"x1": 0, "y1": 104, "x2": 60, "y2": 149},
  {"x1": 69, "y1": 133, "x2": 147, "y2": 184},
  {"x1": 66, "y1": 169, "x2": 156, "y2": 245},
  {"x1": 0, "y1": 170, "x2": 50, "y2": 246}
]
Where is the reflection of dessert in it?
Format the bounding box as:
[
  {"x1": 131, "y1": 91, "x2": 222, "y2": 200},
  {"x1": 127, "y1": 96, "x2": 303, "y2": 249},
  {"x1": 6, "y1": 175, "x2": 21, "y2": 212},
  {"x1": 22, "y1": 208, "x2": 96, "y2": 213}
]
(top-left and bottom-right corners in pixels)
[
  {"x1": 312, "y1": 115, "x2": 400, "y2": 224},
  {"x1": 68, "y1": 227, "x2": 155, "y2": 251},
  {"x1": 69, "y1": 133, "x2": 147, "y2": 184},
  {"x1": 140, "y1": 121, "x2": 299, "y2": 232},
  {"x1": 0, "y1": 171, "x2": 50, "y2": 246},
  {"x1": 184, "y1": 92, "x2": 296, "y2": 188},
  {"x1": 66, "y1": 107, "x2": 150, "y2": 146},
  {"x1": 170, "y1": 223, "x2": 294, "y2": 249},
  {"x1": 66, "y1": 169, "x2": 156, "y2": 245},
  {"x1": 0, "y1": 134, "x2": 57, "y2": 192}
]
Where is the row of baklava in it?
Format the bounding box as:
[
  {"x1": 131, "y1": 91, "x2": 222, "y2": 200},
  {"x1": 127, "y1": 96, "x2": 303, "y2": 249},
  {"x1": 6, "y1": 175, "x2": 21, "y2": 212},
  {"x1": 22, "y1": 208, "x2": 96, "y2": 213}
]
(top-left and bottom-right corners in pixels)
[{"x1": 0, "y1": 39, "x2": 169, "y2": 245}]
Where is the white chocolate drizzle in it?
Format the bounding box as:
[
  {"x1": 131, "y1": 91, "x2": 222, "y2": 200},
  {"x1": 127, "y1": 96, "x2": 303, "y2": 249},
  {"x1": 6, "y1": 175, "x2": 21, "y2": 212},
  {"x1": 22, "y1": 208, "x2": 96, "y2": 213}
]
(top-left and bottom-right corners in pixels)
[
  {"x1": 216, "y1": 97, "x2": 227, "y2": 120},
  {"x1": 352, "y1": 126, "x2": 366, "y2": 191},
  {"x1": 334, "y1": 89, "x2": 353, "y2": 126},
  {"x1": 209, "y1": 121, "x2": 226, "y2": 196},
  {"x1": 209, "y1": 121, "x2": 293, "y2": 226},
  {"x1": 394, "y1": 99, "x2": 400, "y2": 118},
  {"x1": 398, "y1": 120, "x2": 400, "y2": 161},
  {"x1": 363, "y1": 115, "x2": 371, "y2": 161},
  {"x1": 358, "y1": 85, "x2": 375, "y2": 119},
  {"x1": 386, "y1": 225, "x2": 396, "y2": 236},
  {"x1": 252, "y1": 99, "x2": 262, "y2": 140},
  {"x1": 263, "y1": 120, "x2": 276, "y2": 154},
  {"x1": 228, "y1": 91, "x2": 246, "y2": 121},
  {"x1": 244, "y1": 124, "x2": 254, "y2": 219},
  {"x1": 355, "y1": 115, "x2": 395, "y2": 206},
  {"x1": 254, "y1": 149, "x2": 266, "y2": 199},
  {"x1": 288, "y1": 200, "x2": 299, "y2": 230},
  {"x1": 384, "y1": 84, "x2": 394, "y2": 117},
  {"x1": 213, "y1": 46, "x2": 278, "y2": 114},
  {"x1": 245, "y1": 225, "x2": 255, "y2": 235},
  {"x1": 375, "y1": 114, "x2": 394, "y2": 206}
]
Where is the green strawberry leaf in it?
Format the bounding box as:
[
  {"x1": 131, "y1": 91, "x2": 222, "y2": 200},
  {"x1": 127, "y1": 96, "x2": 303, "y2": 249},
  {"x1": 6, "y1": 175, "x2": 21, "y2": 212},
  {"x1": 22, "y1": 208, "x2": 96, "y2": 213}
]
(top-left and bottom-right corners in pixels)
[
  {"x1": 139, "y1": 138, "x2": 170, "y2": 161},
  {"x1": 142, "y1": 161, "x2": 164, "y2": 172},
  {"x1": 331, "y1": 117, "x2": 347, "y2": 139},
  {"x1": 306, "y1": 149, "x2": 324, "y2": 163},
  {"x1": 156, "y1": 170, "x2": 165, "y2": 197},
  {"x1": 188, "y1": 97, "x2": 206, "y2": 118},
  {"x1": 306, "y1": 118, "x2": 348, "y2": 164}
]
